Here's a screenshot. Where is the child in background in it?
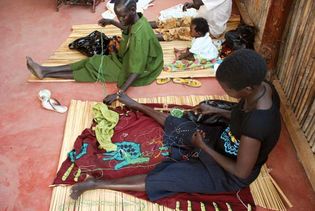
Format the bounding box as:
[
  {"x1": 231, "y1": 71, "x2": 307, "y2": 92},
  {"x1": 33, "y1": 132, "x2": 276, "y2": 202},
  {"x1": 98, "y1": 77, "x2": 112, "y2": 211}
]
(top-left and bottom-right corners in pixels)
[
  {"x1": 162, "y1": 17, "x2": 219, "y2": 75},
  {"x1": 176, "y1": 17, "x2": 218, "y2": 61}
]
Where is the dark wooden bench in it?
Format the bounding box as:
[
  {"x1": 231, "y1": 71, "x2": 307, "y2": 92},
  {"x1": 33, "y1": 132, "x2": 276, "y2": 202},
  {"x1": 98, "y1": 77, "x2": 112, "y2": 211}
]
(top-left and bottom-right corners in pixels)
[{"x1": 56, "y1": 0, "x2": 104, "y2": 13}]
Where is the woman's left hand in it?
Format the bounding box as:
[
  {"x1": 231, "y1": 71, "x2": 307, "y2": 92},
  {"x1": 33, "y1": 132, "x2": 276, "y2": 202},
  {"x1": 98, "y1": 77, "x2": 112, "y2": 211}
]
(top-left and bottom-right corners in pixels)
[
  {"x1": 103, "y1": 93, "x2": 119, "y2": 105},
  {"x1": 191, "y1": 130, "x2": 207, "y2": 149}
]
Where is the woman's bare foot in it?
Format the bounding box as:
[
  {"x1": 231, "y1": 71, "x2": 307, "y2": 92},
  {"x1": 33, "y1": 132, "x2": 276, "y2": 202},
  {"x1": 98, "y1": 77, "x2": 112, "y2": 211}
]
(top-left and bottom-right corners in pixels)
[
  {"x1": 26, "y1": 56, "x2": 44, "y2": 79},
  {"x1": 118, "y1": 93, "x2": 142, "y2": 110},
  {"x1": 70, "y1": 177, "x2": 97, "y2": 200}
]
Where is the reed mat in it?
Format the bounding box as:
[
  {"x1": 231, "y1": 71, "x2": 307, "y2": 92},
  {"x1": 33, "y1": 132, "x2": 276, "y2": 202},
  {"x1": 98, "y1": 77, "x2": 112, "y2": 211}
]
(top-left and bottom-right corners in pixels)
[
  {"x1": 28, "y1": 18, "x2": 240, "y2": 82},
  {"x1": 50, "y1": 96, "x2": 292, "y2": 211}
]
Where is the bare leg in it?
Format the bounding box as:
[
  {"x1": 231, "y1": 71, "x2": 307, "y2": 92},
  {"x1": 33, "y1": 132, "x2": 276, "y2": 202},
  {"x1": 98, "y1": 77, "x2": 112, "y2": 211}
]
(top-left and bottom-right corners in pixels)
[
  {"x1": 118, "y1": 93, "x2": 168, "y2": 126},
  {"x1": 70, "y1": 174, "x2": 146, "y2": 200},
  {"x1": 26, "y1": 57, "x2": 73, "y2": 79}
]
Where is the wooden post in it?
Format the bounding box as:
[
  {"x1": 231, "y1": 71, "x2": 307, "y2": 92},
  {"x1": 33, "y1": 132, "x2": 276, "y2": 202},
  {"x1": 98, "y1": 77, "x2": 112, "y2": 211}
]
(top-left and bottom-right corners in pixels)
[{"x1": 234, "y1": 0, "x2": 294, "y2": 76}]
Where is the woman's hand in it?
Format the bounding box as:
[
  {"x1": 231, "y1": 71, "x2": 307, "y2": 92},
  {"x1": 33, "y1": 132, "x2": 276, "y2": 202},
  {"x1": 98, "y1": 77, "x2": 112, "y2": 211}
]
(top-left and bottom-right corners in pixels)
[
  {"x1": 98, "y1": 18, "x2": 113, "y2": 27},
  {"x1": 191, "y1": 130, "x2": 207, "y2": 149},
  {"x1": 183, "y1": 2, "x2": 194, "y2": 11},
  {"x1": 103, "y1": 93, "x2": 119, "y2": 105},
  {"x1": 192, "y1": 103, "x2": 218, "y2": 115}
]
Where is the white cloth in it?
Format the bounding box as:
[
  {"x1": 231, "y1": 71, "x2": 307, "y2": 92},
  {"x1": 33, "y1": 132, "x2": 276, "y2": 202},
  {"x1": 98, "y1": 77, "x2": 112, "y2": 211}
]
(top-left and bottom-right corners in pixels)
[
  {"x1": 189, "y1": 33, "x2": 218, "y2": 60},
  {"x1": 158, "y1": 4, "x2": 198, "y2": 21},
  {"x1": 198, "y1": 0, "x2": 232, "y2": 37},
  {"x1": 202, "y1": 0, "x2": 226, "y2": 10}
]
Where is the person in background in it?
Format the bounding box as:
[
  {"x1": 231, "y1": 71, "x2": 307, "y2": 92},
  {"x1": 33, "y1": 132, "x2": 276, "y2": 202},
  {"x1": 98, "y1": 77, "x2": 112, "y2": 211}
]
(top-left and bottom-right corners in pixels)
[
  {"x1": 69, "y1": 49, "x2": 281, "y2": 202},
  {"x1": 183, "y1": 0, "x2": 232, "y2": 38},
  {"x1": 26, "y1": 0, "x2": 163, "y2": 104},
  {"x1": 175, "y1": 17, "x2": 218, "y2": 61}
]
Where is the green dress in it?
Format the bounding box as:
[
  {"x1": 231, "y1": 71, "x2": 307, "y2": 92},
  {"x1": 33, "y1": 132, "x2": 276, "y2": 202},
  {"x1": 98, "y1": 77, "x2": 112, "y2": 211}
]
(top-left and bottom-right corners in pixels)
[{"x1": 71, "y1": 14, "x2": 164, "y2": 87}]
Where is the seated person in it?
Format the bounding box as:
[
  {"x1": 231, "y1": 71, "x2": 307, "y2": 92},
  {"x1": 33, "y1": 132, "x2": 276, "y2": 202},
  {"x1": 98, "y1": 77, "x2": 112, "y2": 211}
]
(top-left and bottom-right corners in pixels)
[
  {"x1": 175, "y1": 17, "x2": 218, "y2": 61},
  {"x1": 26, "y1": 0, "x2": 163, "y2": 104},
  {"x1": 185, "y1": 0, "x2": 232, "y2": 38},
  {"x1": 69, "y1": 49, "x2": 281, "y2": 202},
  {"x1": 153, "y1": 0, "x2": 232, "y2": 40}
]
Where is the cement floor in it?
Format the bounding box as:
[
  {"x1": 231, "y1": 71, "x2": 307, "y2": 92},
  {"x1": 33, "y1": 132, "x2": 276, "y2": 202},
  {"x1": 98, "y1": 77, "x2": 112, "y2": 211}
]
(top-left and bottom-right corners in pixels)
[{"x1": 0, "y1": 0, "x2": 314, "y2": 210}]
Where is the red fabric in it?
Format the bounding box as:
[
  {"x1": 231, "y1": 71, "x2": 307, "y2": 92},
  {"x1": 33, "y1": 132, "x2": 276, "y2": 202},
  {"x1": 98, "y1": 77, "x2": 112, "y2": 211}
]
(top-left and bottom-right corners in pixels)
[
  {"x1": 54, "y1": 108, "x2": 165, "y2": 184},
  {"x1": 53, "y1": 105, "x2": 255, "y2": 210}
]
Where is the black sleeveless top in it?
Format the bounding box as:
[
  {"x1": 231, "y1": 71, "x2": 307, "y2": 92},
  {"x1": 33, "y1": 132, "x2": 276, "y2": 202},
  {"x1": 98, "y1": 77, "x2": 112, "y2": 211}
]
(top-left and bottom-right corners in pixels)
[
  {"x1": 232, "y1": 82, "x2": 281, "y2": 163},
  {"x1": 214, "y1": 82, "x2": 281, "y2": 180}
]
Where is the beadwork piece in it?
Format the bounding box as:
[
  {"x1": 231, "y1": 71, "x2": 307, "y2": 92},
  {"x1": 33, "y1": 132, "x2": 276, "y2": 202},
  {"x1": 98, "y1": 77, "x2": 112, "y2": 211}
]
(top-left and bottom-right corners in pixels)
[{"x1": 103, "y1": 141, "x2": 150, "y2": 170}]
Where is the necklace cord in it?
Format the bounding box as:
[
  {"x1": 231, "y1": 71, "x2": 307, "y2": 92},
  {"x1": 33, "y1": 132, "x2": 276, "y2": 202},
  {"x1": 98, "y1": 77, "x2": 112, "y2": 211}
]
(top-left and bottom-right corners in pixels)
[{"x1": 243, "y1": 85, "x2": 266, "y2": 111}]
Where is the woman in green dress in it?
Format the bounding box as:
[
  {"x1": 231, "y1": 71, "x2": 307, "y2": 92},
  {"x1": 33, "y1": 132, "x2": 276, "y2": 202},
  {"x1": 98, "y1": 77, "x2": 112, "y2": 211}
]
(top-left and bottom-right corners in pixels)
[{"x1": 26, "y1": 0, "x2": 163, "y2": 104}]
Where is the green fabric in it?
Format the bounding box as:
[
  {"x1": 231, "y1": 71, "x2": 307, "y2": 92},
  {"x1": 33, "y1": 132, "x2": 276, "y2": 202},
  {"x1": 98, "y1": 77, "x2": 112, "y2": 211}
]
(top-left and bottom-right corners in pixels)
[
  {"x1": 71, "y1": 54, "x2": 122, "y2": 82},
  {"x1": 92, "y1": 103, "x2": 119, "y2": 151},
  {"x1": 71, "y1": 14, "x2": 163, "y2": 87}
]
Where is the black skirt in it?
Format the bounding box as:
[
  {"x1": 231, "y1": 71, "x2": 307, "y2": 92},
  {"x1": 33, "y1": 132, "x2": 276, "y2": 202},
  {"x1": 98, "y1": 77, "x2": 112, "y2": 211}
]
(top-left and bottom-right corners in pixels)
[{"x1": 145, "y1": 116, "x2": 250, "y2": 201}]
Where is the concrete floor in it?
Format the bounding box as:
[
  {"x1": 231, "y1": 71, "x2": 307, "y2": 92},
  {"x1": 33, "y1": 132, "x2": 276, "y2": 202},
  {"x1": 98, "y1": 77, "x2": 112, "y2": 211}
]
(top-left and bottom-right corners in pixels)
[{"x1": 0, "y1": 0, "x2": 314, "y2": 210}]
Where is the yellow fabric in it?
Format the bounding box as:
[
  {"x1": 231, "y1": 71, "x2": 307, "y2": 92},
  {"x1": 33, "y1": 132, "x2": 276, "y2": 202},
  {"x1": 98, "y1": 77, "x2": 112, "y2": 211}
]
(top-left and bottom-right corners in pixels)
[
  {"x1": 155, "y1": 17, "x2": 192, "y2": 41},
  {"x1": 92, "y1": 103, "x2": 119, "y2": 151}
]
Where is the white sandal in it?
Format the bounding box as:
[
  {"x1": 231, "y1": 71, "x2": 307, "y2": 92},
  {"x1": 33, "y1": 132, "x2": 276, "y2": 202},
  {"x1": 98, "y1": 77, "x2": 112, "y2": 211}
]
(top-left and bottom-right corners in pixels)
[{"x1": 38, "y1": 89, "x2": 68, "y2": 113}]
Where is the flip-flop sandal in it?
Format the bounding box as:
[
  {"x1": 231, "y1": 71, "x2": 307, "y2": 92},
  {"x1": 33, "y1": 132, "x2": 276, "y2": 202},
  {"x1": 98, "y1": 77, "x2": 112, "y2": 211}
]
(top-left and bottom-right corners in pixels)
[
  {"x1": 38, "y1": 89, "x2": 51, "y2": 101},
  {"x1": 185, "y1": 78, "x2": 202, "y2": 88},
  {"x1": 38, "y1": 89, "x2": 68, "y2": 113},
  {"x1": 172, "y1": 78, "x2": 202, "y2": 88},
  {"x1": 156, "y1": 78, "x2": 171, "y2": 85},
  {"x1": 42, "y1": 98, "x2": 68, "y2": 113},
  {"x1": 172, "y1": 78, "x2": 188, "y2": 86}
]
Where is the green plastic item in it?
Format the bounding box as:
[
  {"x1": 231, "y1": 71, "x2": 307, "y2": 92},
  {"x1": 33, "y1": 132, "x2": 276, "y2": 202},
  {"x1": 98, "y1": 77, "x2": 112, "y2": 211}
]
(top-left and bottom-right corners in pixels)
[{"x1": 170, "y1": 108, "x2": 184, "y2": 118}]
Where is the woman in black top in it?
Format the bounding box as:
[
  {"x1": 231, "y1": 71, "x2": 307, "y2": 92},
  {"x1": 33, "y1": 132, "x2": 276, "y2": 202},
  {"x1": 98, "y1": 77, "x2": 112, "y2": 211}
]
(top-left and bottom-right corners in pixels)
[{"x1": 70, "y1": 49, "x2": 281, "y2": 201}]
